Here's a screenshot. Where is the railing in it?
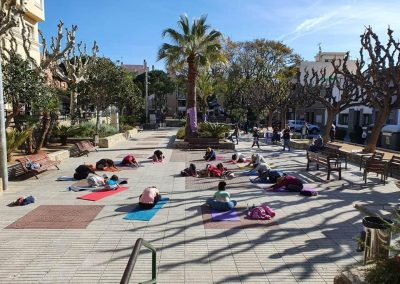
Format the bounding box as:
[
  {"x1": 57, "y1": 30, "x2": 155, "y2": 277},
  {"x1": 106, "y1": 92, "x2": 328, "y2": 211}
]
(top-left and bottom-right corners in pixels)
[{"x1": 120, "y1": 238, "x2": 157, "y2": 284}]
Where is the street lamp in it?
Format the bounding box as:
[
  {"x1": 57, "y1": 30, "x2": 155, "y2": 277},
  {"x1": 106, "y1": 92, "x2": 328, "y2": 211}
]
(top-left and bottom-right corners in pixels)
[{"x1": 0, "y1": 52, "x2": 8, "y2": 191}]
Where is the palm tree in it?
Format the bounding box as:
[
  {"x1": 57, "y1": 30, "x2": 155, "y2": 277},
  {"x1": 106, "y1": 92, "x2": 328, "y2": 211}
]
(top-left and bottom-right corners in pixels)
[
  {"x1": 158, "y1": 14, "x2": 224, "y2": 136},
  {"x1": 197, "y1": 71, "x2": 214, "y2": 120}
]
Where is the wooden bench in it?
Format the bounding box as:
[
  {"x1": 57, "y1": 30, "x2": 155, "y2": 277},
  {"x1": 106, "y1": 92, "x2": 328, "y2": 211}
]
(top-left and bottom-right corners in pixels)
[
  {"x1": 324, "y1": 143, "x2": 348, "y2": 169},
  {"x1": 75, "y1": 140, "x2": 98, "y2": 157},
  {"x1": 363, "y1": 159, "x2": 388, "y2": 184},
  {"x1": 360, "y1": 151, "x2": 384, "y2": 170},
  {"x1": 306, "y1": 150, "x2": 342, "y2": 180},
  {"x1": 388, "y1": 155, "x2": 400, "y2": 177},
  {"x1": 16, "y1": 153, "x2": 60, "y2": 179}
]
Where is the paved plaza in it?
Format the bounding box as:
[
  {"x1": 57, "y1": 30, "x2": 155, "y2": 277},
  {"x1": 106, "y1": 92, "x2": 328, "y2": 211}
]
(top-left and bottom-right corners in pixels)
[{"x1": 0, "y1": 128, "x2": 399, "y2": 283}]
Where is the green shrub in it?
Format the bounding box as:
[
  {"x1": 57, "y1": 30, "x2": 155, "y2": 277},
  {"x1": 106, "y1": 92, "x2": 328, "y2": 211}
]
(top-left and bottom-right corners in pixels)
[
  {"x1": 120, "y1": 123, "x2": 134, "y2": 132},
  {"x1": 198, "y1": 122, "x2": 230, "y2": 139},
  {"x1": 6, "y1": 128, "x2": 32, "y2": 161},
  {"x1": 53, "y1": 125, "x2": 82, "y2": 145},
  {"x1": 176, "y1": 127, "x2": 185, "y2": 139},
  {"x1": 365, "y1": 258, "x2": 400, "y2": 284},
  {"x1": 74, "y1": 122, "x2": 118, "y2": 138}
]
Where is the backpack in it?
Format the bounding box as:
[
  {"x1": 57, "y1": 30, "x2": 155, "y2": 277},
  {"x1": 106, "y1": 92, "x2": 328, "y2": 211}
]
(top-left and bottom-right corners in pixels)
[
  {"x1": 247, "y1": 206, "x2": 271, "y2": 220},
  {"x1": 268, "y1": 170, "x2": 285, "y2": 183}
]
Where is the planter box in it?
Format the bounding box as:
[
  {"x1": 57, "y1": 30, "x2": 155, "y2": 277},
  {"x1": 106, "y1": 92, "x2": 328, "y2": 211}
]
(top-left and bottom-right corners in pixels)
[
  {"x1": 98, "y1": 133, "x2": 127, "y2": 148},
  {"x1": 185, "y1": 137, "x2": 219, "y2": 144},
  {"x1": 125, "y1": 128, "x2": 138, "y2": 139},
  {"x1": 174, "y1": 139, "x2": 235, "y2": 150}
]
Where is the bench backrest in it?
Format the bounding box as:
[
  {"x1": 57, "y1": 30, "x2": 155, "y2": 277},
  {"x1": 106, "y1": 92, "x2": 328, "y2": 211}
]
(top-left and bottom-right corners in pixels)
[
  {"x1": 16, "y1": 153, "x2": 50, "y2": 171},
  {"x1": 325, "y1": 143, "x2": 341, "y2": 151},
  {"x1": 365, "y1": 159, "x2": 387, "y2": 171},
  {"x1": 76, "y1": 140, "x2": 94, "y2": 151},
  {"x1": 390, "y1": 155, "x2": 400, "y2": 165},
  {"x1": 372, "y1": 152, "x2": 384, "y2": 161}
]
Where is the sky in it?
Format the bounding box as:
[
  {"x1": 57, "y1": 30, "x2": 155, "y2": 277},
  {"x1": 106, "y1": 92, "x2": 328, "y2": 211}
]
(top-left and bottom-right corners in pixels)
[{"x1": 40, "y1": 0, "x2": 400, "y2": 70}]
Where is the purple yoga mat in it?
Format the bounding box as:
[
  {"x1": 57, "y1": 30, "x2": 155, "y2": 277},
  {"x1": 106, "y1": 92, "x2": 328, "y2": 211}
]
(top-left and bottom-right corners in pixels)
[{"x1": 211, "y1": 209, "x2": 240, "y2": 221}]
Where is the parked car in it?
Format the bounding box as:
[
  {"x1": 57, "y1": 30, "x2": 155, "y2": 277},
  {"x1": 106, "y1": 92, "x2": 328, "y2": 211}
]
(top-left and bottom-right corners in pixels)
[{"x1": 287, "y1": 120, "x2": 320, "y2": 134}]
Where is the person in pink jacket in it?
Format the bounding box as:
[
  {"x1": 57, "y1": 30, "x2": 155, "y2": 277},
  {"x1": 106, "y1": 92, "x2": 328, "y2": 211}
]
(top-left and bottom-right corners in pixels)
[
  {"x1": 267, "y1": 175, "x2": 303, "y2": 192},
  {"x1": 139, "y1": 187, "x2": 161, "y2": 209}
]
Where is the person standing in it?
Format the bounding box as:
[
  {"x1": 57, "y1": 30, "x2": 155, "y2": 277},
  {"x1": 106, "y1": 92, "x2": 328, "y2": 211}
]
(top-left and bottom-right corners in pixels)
[
  {"x1": 330, "y1": 124, "x2": 336, "y2": 142},
  {"x1": 230, "y1": 124, "x2": 239, "y2": 145},
  {"x1": 244, "y1": 121, "x2": 249, "y2": 134},
  {"x1": 282, "y1": 125, "x2": 291, "y2": 151},
  {"x1": 251, "y1": 127, "x2": 260, "y2": 148},
  {"x1": 301, "y1": 122, "x2": 309, "y2": 139}
]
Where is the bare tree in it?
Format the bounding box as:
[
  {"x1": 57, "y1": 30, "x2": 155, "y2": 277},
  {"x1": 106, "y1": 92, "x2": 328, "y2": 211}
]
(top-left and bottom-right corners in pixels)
[
  {"x1": 334, "y1": 27, "x2": 400, "y2": 152},
  {"x1": 20, "y1": 20, "x2": 77, "y2": 152},
  {"x1": 303, "y1": 67, "x2": 363, "y2": 142},
  {"x1": 54, "y1": 40, "x2": 99, "y2": 118}
]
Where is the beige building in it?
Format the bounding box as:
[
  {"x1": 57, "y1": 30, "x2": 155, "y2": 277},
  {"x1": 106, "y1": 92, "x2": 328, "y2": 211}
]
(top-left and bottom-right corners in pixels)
[{"x1": 2, "y1": 0, "x2": 45, "y2": 64}]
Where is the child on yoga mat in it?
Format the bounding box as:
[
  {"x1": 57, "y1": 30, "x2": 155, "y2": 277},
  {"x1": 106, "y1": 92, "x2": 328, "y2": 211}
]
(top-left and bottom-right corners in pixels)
[
  {"x1": 204, "y1": 147, "x2": 216, "y2": 161},
  {"x1": 139, "y1": 186, "x2": 161, "y2": 209},
  {"x1": 266, "y1": 175, "x2": 303, "y2": 192},
  {"x1": 104, "y1": 175, "x2": 120, "y2": 190},
  {"x1": 96, "y1": 159, "x2": 118, "y2": 171},
  {"x1": 150, "y1": 150, "x2": 165, "y2": 162},
  {"x1": 206, "y1": 181, "x2": 237, "y2": 211},
  {"x1": 121, "y1": 154, "x2": 140, "y2": 167}
]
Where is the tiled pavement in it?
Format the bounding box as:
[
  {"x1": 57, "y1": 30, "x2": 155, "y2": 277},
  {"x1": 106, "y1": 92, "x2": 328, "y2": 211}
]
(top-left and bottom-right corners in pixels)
[{"x1": 0, "y1": 128, "x2": 399, "y2": 283}]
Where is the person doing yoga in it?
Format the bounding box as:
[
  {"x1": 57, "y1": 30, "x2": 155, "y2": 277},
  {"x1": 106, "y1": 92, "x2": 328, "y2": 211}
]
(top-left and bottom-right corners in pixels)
[
  {"x1": 206, "y1": 181, "x2": 237, "y2": 211},
  {"x1": 74, "y1": 164, "x2": 96, "y2": 180},
  {"x1": 139, "y1": 186, "x2": 161, "y2": 209},
  {"x1": 204, "y1": 147, "x2": 216, "y2": 161},
  {"x1": 121, "y1": 154, "x2": 140, "y2": 167},
  {"x1": 151, "y1": 150, "x2": 165, "y2": 162},
  {"x1": 96, "y1": 159, "x2": 118, "y2": 171},
  {"x1": 267, "y1": 175, "x2": 303, "y2": 192}
]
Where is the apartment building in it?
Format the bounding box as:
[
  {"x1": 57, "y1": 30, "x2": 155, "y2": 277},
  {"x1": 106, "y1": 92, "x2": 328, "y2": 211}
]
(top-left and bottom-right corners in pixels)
[{"x1": 2, "y1": 0, "x2": 45, "y2": 64}]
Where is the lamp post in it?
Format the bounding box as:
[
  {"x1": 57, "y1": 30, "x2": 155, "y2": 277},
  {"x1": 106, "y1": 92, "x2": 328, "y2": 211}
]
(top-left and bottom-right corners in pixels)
[
  {"x1": 144, "y1": 59, "x2": 148, "y2": 123},
  {"x1": 0, "y1": 53, "x2": 8, "y2": 191}
]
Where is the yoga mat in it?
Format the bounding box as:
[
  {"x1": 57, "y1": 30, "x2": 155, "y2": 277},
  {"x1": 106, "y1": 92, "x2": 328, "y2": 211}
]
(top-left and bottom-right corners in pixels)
[
  {"x1": 123, "y1": 197, "x2": 169, "y2": 221},
  {"x1": 211, "y1": 209, "x2": 240, "y2": 221},
  {"x1": 57, "y1": 176, "x2": 76, "y2": 181},
  {"x1": 249, "y1": 178, "x2": 272, "y2": 184},
  {"x1": 77, "y1": 186, "x2": 129, "y2": 201},
  {"x1": 116, "y1": 153, "x2": 149, "y2": 158},
  {"x1": 238, "y1": 164, "x2": 252, "y2": 169},
  {"x1": 215, "y1": 156, "x2": 224, "y2": 161},
  {"x1": 244, "y1": 170, "x2": 258, "y2": 176}
]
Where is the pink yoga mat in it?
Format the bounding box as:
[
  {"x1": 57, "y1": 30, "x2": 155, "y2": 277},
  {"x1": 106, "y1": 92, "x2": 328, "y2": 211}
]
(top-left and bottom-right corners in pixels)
[
  {"x1": 77, "y1": 186, "x2": 129, "y2": 201},
  {"x1": 211, "y1": 209, "x2": 240, "y2": 221}
]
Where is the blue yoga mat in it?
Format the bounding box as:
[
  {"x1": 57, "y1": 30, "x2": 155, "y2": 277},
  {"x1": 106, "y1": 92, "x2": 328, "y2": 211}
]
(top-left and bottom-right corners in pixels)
[
  {"x1": 244, "y1": 170, "x2": 258, "y2": 176},
  {"x1": 124, "y1": 197, "x2": 169, "y2": 221}
]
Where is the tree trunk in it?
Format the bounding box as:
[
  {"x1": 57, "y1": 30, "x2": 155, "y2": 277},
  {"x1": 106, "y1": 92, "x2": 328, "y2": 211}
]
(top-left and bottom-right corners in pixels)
[
  {"x1": 70, "y1": 90, "x2": 78, "y2": 125},
  {"x1": 322, "y1": 109, "x2": 336, "y2": 143},
  {"x1": 186, "y1": 55, "x2": 198, "y2": 137},
  {"x1": 34, "y1": 112, "x2": 51, "y2": 153},
  {"x1": 96, "y1": 109, "x2": 100, "y2": 134},
  {"x1": 26, "y1": 133, "x2": 34, "y2": 154},
  {"x1": 267, "y1": 109, "x2": 274, "y2": 130},
  {"x1": 5, "y1": 104, "x2": 21, "y2": 128},
  {"x1": 43, "y1": 112, "x2": 57, "y2": 147},
  {"x1": 363, "y1": 106, "x2": 390, "y2": 153}
]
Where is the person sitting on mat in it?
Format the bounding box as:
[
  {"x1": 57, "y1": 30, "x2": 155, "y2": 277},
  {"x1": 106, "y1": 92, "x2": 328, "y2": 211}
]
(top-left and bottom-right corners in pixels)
[
  {"x1": 139, "y1": 186, "x2": 161, "y2": 209},
  {"x1": 204, "y1": 147, "x2": 216, "y2": 161},
  {"x1": 74, "y1": 164, "x2": 96, "y2": 180},
  {"x1": 231, "y1": 152, "x2": 247, "y2": 163},
  {"x1": 206, "y1": 181, "x2": 237, "y2": 211},
  {"x1": 150, "y1": 150, "x2": 165, "y2": 162},
  {"x1": 207, "y1": 163, "x2": 234, "y2": 179},
  {"x1": 266, "y1": 175, "x2": 303, "y2": 192},
  {"x1": 121, "y1": 154, "x2": 140, "y2": 167},
  {"x1": 96, "y1": 159, "x2": 118, "y2": 171}
]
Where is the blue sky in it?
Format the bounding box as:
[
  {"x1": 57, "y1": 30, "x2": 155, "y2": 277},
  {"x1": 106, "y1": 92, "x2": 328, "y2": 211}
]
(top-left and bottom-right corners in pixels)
[{"x1": 41, "y1": 0, "x2": 400, "y2": 70}]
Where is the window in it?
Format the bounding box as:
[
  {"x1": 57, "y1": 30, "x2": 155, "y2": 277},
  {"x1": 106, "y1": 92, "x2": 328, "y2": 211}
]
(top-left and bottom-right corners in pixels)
[
  {"x1": 178, "y1": 100, "x2": 186, "y2": 107},
  {"x1": 363, "y1": 114, "x2": 372, "y2": 126},
  {"x1": 34, "y1": 0, "x2": 43, "y2": 9},
  {"x1": 26, "y1": 24, "x2": 34, "y2": 40},
  {"x1": 338, "y1": 114, "x2": 348, "y2": 125}
]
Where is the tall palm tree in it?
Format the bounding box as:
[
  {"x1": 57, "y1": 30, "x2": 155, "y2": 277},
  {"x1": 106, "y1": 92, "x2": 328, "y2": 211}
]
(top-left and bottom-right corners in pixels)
[{"x1": 158, "y1": 14, "x2": 224, "y2": 136}]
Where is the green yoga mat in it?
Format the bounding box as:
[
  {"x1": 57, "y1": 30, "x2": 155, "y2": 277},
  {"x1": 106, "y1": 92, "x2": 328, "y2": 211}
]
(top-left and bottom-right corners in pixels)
[{"x1": 124, "y1": 197, "x2": 169, "y2": 221}]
